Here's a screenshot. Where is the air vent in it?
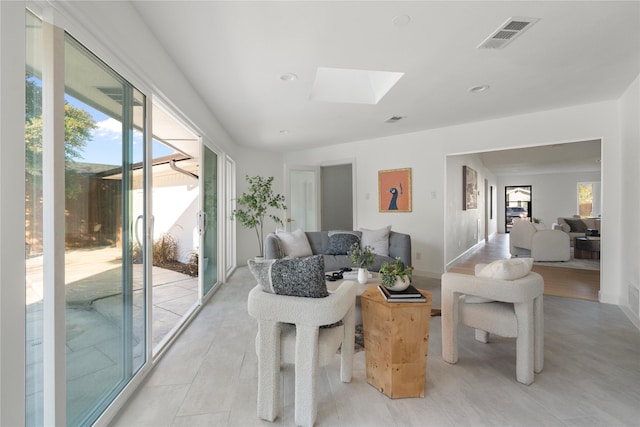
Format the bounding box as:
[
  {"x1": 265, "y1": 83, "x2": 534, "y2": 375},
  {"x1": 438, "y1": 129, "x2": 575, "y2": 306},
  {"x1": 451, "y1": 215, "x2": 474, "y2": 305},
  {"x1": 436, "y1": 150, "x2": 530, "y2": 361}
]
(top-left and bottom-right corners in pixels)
[
  {"x1": 477, "y1": 17, "x2": 539, "y2": 49},
  {"x1": 384, "y1": 116, "x2": 406, "y2": 123}
]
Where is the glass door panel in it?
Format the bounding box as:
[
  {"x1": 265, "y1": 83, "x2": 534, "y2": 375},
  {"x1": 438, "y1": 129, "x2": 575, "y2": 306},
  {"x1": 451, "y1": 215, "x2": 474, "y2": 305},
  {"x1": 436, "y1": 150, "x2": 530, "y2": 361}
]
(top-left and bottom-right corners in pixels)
[
  {"x1": 149, "y1": 105, "x2": 201, "y2": 355},
  {"x1": 505, "y1": 185, "x2": 532, "y2": 232},
  {"x1": 201, "y1": 145, "x2": 218, "y2": 296},
  {"x1": 64, "y1": 35, "x2": 145, "y2": 426}
]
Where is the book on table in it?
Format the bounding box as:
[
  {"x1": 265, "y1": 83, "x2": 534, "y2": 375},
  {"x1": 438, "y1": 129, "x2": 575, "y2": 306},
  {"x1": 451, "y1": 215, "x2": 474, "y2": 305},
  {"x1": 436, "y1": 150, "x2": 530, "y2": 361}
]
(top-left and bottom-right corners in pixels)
[{"x1": 378, "y1": 284, "x2": 426, "y2": 302}]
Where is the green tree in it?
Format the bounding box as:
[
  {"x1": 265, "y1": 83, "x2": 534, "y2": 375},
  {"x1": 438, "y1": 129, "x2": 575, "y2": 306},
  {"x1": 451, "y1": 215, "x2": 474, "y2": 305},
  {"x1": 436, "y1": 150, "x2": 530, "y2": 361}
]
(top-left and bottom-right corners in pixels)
[
  {"x1": 25, "y1": 76, "x2": 97, "y2": 198},
  {"x1": 231, "y1": 176, "x2": 287, "y2": 257}
]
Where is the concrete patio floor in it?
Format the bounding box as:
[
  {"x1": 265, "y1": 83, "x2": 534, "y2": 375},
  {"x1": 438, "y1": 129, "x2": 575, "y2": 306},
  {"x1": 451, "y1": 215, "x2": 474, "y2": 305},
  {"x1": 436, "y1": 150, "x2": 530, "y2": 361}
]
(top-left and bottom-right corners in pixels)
[{"x1": 26, "y1": 246, "x2": 198, "y2": 425}]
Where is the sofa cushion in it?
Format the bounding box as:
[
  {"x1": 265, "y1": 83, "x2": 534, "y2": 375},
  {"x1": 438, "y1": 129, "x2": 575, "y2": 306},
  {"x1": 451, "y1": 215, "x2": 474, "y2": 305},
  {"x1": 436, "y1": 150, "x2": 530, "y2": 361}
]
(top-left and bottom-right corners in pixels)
[
  {"x1": 248, "y1": 255, "x2": 329, "y2": 298},
  {"x1": 477, "y1": 258, "x2": 533, "y2": 281},
  {"x1": 360, "y1": 226, "x2": 391, "y2": 256},
  {"x1": 564, "y1": 218, "x2": 588, "y2": 233},
  {"x1": 275, "y1": 228, "x2": 313, "y2": 257},
  {"x1": 326, "y1": 230, "x2": 361, "y2": 255}
]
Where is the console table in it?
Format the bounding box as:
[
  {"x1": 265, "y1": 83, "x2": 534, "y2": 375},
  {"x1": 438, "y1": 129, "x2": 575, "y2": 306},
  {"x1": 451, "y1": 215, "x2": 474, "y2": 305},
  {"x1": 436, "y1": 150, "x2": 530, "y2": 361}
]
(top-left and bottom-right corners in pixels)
[{"x1": 361, "y1": 286, "x2": 432, "y2": 398}]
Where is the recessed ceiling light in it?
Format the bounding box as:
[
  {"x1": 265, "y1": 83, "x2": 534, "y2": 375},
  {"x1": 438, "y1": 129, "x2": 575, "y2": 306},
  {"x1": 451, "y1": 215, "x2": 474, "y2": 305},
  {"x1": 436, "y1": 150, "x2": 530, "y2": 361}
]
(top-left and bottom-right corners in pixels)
[
  {"x1": 279, "y1": 73, "x2": 298, "y2": 82},
  {"x1": 392, "y1": 14, "x2": 411, "y2": 26},
  {"x1": 469, "y1": 84, "x2": 490, "y2": 93}
]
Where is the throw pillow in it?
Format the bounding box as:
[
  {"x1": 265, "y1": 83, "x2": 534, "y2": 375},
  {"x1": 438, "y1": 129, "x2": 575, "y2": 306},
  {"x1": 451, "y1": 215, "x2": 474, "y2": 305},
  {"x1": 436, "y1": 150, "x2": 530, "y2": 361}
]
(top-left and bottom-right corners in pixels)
[
  {"x1": 360, "y1": 225, "x2": 391, "y2": 256},
  {"x1": 561, "y1": 223, "x2": 571, "y2": 233},
  {"x1": 477, "y1": 257, "x2": 533, "y2": 281},
  {"x1": 326, "y1": 231, "x2": 361, "y2": 255},
  {"x1": 248, "y1": 255, "x2": 328, "y2": 298},
  {"x1": 564, "y1": 218, "x2": 588, "y2": 233},
  {"x1": 275, "y1": 228, "x2": 313, "y2": 257}
]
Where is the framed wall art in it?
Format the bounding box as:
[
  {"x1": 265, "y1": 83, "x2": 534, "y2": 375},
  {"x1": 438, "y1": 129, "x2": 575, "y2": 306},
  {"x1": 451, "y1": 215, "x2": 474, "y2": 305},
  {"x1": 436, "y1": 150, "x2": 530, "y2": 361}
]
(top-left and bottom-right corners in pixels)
[
  {"x1": 463, "y1": 165, "x2": 478, "y2": 210},
  {"x1": 378, "y1": 168, "x2": 412, "y2": 212}
]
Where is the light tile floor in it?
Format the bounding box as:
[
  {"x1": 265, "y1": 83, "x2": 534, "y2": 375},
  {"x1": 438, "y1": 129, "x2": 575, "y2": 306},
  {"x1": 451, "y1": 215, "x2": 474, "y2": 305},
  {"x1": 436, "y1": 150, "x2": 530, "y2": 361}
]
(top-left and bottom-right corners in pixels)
[{"x1": 110, "y1": 267, "x2": 640, "y2": 426}]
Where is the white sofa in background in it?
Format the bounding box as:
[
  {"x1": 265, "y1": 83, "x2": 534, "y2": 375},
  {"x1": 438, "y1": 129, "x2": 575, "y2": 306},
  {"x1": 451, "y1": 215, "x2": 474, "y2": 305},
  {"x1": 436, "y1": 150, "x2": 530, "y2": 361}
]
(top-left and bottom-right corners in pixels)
[{"x1": 510, "y1": 219, "x2": 570, "y2": 262}]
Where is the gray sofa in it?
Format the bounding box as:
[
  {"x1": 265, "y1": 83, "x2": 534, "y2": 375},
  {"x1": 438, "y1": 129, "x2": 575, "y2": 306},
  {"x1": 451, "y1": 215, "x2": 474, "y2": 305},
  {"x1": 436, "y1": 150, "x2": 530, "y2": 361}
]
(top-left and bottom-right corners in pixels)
[{"x1": 264, "y1": 230, "x2": 412, "y2": 272}]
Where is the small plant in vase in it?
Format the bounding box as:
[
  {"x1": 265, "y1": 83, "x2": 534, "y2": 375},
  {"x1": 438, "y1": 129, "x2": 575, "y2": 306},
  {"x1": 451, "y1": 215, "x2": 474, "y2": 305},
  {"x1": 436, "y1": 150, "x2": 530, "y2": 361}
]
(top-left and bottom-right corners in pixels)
[
  {"x1": 380, "y1": 257, "x2": 414, "y2": 291},
  {"x1": 348, "y1": 242, "x2": 375, "y2": 284}
]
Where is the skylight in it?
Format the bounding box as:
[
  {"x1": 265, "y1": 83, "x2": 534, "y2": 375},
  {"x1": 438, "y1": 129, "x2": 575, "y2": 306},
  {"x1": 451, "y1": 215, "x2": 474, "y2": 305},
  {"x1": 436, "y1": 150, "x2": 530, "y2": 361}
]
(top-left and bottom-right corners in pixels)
[{"x1": 310, "y1": 67, "x2": 404, "y2": 105}]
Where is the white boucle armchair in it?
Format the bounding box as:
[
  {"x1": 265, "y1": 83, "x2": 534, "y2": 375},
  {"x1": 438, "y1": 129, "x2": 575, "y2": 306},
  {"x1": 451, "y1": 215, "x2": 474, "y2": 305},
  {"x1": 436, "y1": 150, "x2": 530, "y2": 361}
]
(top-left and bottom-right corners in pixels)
[
  {"x1": 441, "y1": 266, "x2": 544, "y2": 385},
  {"x1": 247, "y1": 280, "x2": 356, "y2": 427}
]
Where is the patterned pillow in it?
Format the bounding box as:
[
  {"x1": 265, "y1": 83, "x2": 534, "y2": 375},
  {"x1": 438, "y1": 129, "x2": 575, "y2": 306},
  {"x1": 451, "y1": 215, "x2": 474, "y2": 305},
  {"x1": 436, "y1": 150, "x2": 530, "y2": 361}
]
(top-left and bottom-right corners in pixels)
[
  {"x1": 248, "y1": 255, "x2": 329, "y2": 298},
  {"x1": 326, "y1": 231, "x2": 361, "y2": 255},
  {"x1": 564, "y1": 218, "x2": 588, "y2": 233}
]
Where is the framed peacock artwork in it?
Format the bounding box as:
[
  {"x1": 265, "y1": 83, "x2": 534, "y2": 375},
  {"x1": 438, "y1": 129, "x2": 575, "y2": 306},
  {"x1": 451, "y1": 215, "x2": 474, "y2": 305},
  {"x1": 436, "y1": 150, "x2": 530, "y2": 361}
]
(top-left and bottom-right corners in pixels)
[{"x1": 378, "y1": 168, "x2": 412, "y2": 212}]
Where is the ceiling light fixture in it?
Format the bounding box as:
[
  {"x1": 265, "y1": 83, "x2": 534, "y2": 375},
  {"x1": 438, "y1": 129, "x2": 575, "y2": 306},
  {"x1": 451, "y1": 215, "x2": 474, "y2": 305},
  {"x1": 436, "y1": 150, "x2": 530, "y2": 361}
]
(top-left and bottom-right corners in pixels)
[
  {"x1": 279, "y1": 130, "x2": 290, "y2": 134},
  {"x1": 279, "y1": 73, "x2": 298, "y2": 82},
  {"x1": 392, "y1": 14, "x2": 411, "y2": 26},
  {"x1": 469, "y1": 84, "x2": 490, "y2": 93}
]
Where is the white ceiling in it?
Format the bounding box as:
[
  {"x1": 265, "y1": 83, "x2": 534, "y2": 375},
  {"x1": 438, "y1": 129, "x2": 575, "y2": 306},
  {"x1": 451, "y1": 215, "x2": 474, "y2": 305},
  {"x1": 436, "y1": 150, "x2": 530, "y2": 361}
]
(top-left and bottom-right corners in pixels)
[{"x1": 132, "y1": 1, "x2": 640, "y2": 162}]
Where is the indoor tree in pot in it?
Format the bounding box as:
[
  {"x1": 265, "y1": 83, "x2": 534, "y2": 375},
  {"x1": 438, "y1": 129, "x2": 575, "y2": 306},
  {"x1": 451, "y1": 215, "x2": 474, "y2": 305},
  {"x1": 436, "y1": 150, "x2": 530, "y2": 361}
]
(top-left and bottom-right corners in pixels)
[
  {"x1": 348, "y1": 242, "x2": 375, "y2": 284},
  {"x1": 231, "y1": 175, "x2": 287, "y2": 260},
  {"x1": 380, "y1": 257, "x2": 414, "y2": 291}
]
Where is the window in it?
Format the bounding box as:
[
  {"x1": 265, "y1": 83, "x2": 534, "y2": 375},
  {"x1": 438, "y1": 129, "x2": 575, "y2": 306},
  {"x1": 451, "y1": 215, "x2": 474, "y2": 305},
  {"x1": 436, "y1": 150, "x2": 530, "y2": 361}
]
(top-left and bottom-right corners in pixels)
[{"x1": 578, "y1": 181, "x2": 601, "y2": 218}]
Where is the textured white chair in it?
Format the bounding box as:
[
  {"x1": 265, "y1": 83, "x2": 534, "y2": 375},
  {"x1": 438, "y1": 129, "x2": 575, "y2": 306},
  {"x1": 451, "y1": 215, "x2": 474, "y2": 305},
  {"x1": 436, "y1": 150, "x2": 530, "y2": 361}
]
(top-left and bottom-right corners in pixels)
[
  {"x1": 247, "y1": 280, "x2": 356, "y2": 426},
  {"x1": 441, "y1": 265, "x2": 544, "y2": 385}
]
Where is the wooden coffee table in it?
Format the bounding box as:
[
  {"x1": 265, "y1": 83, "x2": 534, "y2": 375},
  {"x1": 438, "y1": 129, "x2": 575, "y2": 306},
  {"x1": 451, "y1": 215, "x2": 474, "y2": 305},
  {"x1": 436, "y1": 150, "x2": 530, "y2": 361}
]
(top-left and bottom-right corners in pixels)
[
  {"x1": 575, "y1": 237, "x2": 600, "y2": 259},
  {"x1": 360, "y1": 286, "x2": 432, "y2": 398}
]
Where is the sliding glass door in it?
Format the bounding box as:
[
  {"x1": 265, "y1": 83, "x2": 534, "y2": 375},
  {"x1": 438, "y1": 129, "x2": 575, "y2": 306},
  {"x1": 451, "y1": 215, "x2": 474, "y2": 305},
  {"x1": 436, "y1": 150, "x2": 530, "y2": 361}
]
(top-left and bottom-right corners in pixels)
[
  {"x1": 24, "y1": 9, "x2": 223, "y2": 426},
  {"x1": 25, "y1": 18, "x2": 147, "y2": 424},
  {"x1": 63, "y1": 35, "x2": 146, "y2": 426},
  {"x1": 201, "y1": 145, "x2": 218, "y2": 296}
]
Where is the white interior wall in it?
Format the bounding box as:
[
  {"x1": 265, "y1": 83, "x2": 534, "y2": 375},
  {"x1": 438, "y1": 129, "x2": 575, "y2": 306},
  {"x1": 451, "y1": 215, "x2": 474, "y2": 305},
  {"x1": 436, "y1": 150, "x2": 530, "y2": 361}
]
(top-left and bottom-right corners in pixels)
[
  {"x1": 497, "y1": 170, "x2": 601, "y2": 231},
  {"x1": 444, "y1": 154, "x2": 498, "y2": 265},
  {"x1": 234, "y1": 146, "x2": 286, "y2": 264},
  {"x1": 284, "y1": 100, "x2": 625, "y2": 308},
  {"x1": 620, "y1": 74, "x2": 640, "y2": 323}
]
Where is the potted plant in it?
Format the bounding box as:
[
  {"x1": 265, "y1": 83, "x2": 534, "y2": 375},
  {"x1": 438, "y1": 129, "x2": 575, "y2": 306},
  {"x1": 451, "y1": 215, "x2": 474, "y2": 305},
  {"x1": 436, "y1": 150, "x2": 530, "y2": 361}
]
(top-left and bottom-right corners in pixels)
[
  {"x1": 380, "y1": 257, "x2": 414, "y2": 291},
  {"x1": 231, "y1": 175, "x2": 287, "y2": 260},
  {"x1": 348, "y1": 242, "x2": 375, "y2": 284}
]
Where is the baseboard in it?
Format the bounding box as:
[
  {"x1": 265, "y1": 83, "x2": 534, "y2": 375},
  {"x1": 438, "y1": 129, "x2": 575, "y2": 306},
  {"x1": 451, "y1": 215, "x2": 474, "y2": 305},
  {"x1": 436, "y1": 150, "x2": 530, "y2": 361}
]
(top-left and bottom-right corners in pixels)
[
  {"x1": 620, "y1": 304, "x2": 640, "y2": 331},
  {"x1": 445, "y1": 240, "x2": 485, "y2": 270},
  {"x1": 413, "y1": 269, "x2": 442, "y2": 280}
]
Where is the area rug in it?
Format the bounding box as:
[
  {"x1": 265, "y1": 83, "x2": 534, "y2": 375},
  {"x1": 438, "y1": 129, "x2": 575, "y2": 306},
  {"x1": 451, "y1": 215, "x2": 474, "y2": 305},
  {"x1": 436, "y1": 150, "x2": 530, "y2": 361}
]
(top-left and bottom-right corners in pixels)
[{"x1": 533, "y1": 249, "x2": 599, "y2": 271}]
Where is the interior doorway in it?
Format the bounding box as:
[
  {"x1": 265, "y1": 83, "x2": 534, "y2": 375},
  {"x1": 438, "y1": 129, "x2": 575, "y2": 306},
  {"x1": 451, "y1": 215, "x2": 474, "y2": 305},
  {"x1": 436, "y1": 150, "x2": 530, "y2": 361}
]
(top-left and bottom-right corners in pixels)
[{"x1": 321, "y1": 164, "x2": 353, "y2": 230}]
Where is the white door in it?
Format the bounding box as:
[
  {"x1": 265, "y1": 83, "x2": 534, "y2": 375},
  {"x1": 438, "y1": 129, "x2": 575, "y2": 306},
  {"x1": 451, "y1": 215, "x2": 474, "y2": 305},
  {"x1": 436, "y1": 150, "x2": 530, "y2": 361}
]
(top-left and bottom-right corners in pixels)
[{"x1": 287, "y1": 168, "x2": 319, "y2": 231}]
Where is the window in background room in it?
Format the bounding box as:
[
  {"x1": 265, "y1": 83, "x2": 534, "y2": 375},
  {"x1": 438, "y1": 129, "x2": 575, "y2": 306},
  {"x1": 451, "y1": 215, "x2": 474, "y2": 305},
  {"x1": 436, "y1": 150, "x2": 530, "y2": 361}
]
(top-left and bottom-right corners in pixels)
[{"x1": 578, "y1": 182, "x2": 601, "y2": 218}]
